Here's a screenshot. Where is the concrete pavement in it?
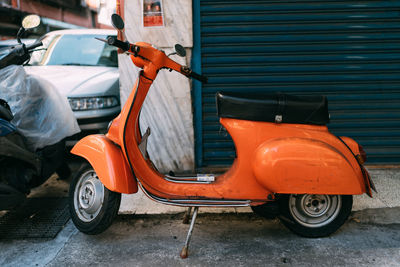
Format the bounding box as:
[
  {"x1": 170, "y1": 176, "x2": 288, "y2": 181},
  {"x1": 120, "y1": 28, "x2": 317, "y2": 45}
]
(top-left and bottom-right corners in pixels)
[
  {"x1": 0, "y1": 167, "x2": 399, "y2": 266},
  {"x1": 1, "y1": 207, "x2": 400, "y2": 266}
]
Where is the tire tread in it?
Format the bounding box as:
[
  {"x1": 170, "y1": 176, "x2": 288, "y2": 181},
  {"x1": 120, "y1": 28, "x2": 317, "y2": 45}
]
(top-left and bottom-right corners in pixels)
[
  {"x1": 69, "y1": 162, "x2": 121, "y2": 235},
  {"x1": 278, "y1": 194, "x2": 353, "y2": 238}
]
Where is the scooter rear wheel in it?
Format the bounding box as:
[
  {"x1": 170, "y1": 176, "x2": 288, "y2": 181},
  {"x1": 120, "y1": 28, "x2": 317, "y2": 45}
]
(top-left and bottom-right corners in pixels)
[
  {"x1": 279, "y1": 194, "x2": 352, "y2": 238},
  {"x1": 69, "y1": 163, "x2": 121, "y2": 235}
]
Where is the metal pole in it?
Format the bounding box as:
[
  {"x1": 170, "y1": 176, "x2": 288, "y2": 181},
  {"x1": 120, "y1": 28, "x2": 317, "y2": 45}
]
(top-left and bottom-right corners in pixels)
[
  {"x1": 180, "y1": 206, "x2": 199, "y2": 258},
  {"x1": 182, "y1": 206, "x2": 192, "y2": 224}
]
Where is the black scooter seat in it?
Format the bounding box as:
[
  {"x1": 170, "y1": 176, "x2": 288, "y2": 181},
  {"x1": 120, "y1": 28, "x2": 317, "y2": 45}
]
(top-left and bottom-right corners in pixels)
[{"x1": 216, "y1": 92, "x2": 330, "y2": 125}]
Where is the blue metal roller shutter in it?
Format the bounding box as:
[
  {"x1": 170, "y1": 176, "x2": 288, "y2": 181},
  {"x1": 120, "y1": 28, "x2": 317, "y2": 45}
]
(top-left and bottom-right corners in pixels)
[{"x1": 192, "y1": 0, "x2": 400, "y2": 167}]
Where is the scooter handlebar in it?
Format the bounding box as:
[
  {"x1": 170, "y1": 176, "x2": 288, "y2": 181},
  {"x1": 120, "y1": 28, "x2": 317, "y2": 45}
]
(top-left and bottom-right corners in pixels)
[
  {"x1": 25, "y1": 41, "x2": 43, "y2": 51},
  {"x1": 104, "y1": 37, "x2": 208, "y2": 83},
  {"x1": 180, "y1": 66, "x2": 208, "y2": 83},
  {"x1": 189, "y1": 70, "x2": 208, "y2": 84},
  {"x1": 107, "y1": 36, "x2": 130, "y2": 52}
]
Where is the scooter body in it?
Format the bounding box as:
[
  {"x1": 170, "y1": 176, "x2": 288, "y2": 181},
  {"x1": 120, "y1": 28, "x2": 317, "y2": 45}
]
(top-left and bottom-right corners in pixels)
[
  {"x1": 72, "y1": 45, "x2": 372, "y2": 202},
  {"x1": 69, "y1": 14, "x2": 374, "y2": 255}
]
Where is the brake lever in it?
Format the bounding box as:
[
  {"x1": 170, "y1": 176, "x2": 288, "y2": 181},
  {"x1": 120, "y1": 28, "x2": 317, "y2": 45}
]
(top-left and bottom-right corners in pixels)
[{"x1": 94, "y1": 37, "x2": 108, "y2": 43}]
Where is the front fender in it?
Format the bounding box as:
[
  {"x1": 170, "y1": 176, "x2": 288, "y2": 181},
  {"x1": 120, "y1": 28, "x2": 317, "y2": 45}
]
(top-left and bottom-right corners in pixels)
[
  {"x1": 252, "y1": 137, "x2": 365, "y2": 195},
  {"x1": 71, "y1": 135, "x2": 138, "y2": 194}
]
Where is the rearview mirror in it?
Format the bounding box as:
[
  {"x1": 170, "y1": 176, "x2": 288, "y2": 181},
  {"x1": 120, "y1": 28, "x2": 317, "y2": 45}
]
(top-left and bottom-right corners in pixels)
[
  {"x1": 174, "y1": 44, "x2": 186, "y2": 57},
  {"x1": 18, "y1": 14, "x2": 41, "y2": 43},
  {"x1": 111, "y1": 14, "x2": 125, "y2": 30},
  {"x1": 22, "y1": 14, "x2": 41, "y2": 30}
]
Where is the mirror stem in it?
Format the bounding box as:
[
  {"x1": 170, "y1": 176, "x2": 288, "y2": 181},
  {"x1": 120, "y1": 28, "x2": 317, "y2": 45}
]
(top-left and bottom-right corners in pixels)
[
  {"x1": 120, "y1": 29, "x2": 128, "y2": 43},
  {"x1": 17, "y1": 27, "x2": 25, "y2": 44}
]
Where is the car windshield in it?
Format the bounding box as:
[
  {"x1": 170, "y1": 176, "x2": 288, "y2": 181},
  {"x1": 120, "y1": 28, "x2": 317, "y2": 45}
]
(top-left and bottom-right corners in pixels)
[{"x1": 30, "y1": 34, "x2": 118, "y2": 67}]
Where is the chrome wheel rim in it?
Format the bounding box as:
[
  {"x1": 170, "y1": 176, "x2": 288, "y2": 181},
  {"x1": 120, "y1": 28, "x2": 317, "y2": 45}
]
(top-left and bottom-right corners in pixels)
[
  {"x1": 74, "y1": 170, "x2": 104, "y2": 223},
  {"x1": 288, "y1": 194, "x2": 342, "y2": 228}
]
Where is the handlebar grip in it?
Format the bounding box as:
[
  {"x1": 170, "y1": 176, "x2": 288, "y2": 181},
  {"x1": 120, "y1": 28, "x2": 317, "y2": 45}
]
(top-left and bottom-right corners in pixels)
[
  {"x1": 25, "y1": 41, "x2": 43, "y2": 51},
  {"x1": 189, "y1": 71, "x2": 208, "y2": 84},
  {"x1": 107, "y1": 37, "x2": 130, "y2": 51}
]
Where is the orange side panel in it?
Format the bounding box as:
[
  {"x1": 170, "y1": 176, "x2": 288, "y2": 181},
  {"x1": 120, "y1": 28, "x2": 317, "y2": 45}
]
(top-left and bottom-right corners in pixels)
[
  {"x1": 252, "y1": 137, "x2": 364, "y2": 194},
  {"x1": 71, "y1": 135, "x2": 138, "y2": 194},
  {"x1": 221, "y1": 118, "x2": 367, "y2": 196}
]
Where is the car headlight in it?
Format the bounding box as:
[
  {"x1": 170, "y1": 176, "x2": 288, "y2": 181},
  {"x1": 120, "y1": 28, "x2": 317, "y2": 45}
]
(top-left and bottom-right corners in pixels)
[{"x1": 68, "y1": 96, "x2": 119, "y2": 111}]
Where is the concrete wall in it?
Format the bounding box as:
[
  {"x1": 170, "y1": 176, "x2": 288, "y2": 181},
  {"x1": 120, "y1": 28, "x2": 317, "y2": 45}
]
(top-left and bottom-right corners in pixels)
[{"x1": 118, "y1": 0, "x2": 194, "y2": 173}]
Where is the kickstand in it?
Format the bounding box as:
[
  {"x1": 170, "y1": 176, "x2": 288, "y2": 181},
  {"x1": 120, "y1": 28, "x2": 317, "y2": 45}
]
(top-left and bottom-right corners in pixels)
[
  {"x1": 182, "y1": 207, "x2": 192, "y2": 224},
  {"x1": 180, "y1": 206, "x2": 199, "y2": 259}
]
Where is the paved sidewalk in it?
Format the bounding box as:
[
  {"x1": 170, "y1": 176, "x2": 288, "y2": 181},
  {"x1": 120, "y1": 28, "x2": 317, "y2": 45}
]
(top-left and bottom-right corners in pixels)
[
  {"x1": 1, "y1": 207, "x2": 400, "y2": 267},
  {"x1": 0, "y1": 167, "x2": 399, "y2": 266}
]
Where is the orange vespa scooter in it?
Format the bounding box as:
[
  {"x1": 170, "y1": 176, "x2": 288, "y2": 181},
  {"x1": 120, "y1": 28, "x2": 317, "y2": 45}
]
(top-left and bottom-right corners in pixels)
[{"x1": 69, "y1": 14, "x2": 375, "y2": 258}]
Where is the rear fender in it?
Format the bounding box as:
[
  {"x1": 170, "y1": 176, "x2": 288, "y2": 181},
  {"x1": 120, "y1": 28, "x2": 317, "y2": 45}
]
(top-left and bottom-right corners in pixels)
[
  {"x1": 71, "y1": 135, "x2": 138, "y2": 194},
  {"x1": 339, "y1": 136, "x2": 374, "y2": 197},
  {"x1": 252, "y1": 137, "x2": 365, "y2": 195}
]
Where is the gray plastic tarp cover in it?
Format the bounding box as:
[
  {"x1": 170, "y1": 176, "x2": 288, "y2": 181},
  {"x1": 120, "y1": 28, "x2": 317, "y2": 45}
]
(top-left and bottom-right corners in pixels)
[{"x1": 0, "y1": 65, "x2": 80, "y2": 150}]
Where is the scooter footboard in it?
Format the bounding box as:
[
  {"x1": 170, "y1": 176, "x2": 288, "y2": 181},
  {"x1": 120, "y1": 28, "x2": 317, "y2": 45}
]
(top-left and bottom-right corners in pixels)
[
  {"x1": 71, "y1": 135, "x2": 138, "y2": 194},
  {"x1": 252, "y1": 137, "x2": 365, "y2": 195}
]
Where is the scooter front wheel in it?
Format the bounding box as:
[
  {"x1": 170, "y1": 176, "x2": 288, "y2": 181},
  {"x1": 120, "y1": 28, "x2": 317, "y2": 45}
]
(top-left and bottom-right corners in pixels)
[
  {"x1": 69, "y1": 163, "x2": 121, "y2": 235},
  {"x1": 279, "y1": 194, "x2": 352, "y2": 238}
]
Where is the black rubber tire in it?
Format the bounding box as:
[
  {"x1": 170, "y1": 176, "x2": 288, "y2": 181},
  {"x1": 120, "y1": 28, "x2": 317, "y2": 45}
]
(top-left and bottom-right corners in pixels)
[
  {"x1": 56, "y1": 162, "x2": 71, "y2": 180},
  {"x1": 278, "y1": 194, "x2": 352, "y2": 238},
  {"x1": 251, "y1": 202, "x2": 279, "y2": 219},
  {"x1": 69, "y1": 163, "x2": 121, "y2": 235}
]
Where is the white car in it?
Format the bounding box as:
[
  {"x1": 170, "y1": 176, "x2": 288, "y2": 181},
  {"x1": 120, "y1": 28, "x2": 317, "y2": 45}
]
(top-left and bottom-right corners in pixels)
[{"x1": 26, "y1": 29, "x2": 120, "y2": 145}]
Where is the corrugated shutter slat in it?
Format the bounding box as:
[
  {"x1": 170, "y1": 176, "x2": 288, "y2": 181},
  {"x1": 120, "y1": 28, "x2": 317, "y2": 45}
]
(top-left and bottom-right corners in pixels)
[{"x1": 197, "y1": 0, "x2": 400, "y2": 166}]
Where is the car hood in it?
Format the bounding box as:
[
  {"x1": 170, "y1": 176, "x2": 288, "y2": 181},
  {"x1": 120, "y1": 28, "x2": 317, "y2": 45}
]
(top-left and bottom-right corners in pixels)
[{"x1": 24, "y1": 65, "x2": 119, "y2": 97}]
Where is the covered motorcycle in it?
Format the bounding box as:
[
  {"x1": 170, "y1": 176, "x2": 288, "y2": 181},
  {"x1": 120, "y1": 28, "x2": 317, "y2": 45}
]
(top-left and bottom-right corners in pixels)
[{"x1": 0, "y1": 15, "x2": 80, "y2": 210}]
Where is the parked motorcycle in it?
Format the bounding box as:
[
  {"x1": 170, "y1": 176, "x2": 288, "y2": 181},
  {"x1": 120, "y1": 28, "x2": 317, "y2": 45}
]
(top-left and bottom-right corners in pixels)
[
  {"x1": 69, "y1": 14, "x2": 375, "y2": 258},
  {"x1": 0, "y1": 15, "x2": 80, "y2": 210}
]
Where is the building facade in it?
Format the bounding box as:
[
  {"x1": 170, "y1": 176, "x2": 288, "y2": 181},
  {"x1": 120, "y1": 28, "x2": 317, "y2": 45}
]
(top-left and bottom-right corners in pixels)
[
  {"x1": 0, "y1": 0, "x2": 103, "y2": 39},
  {"x1": 119, "y1": 0, "x2": 400, "y2": 173}
]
